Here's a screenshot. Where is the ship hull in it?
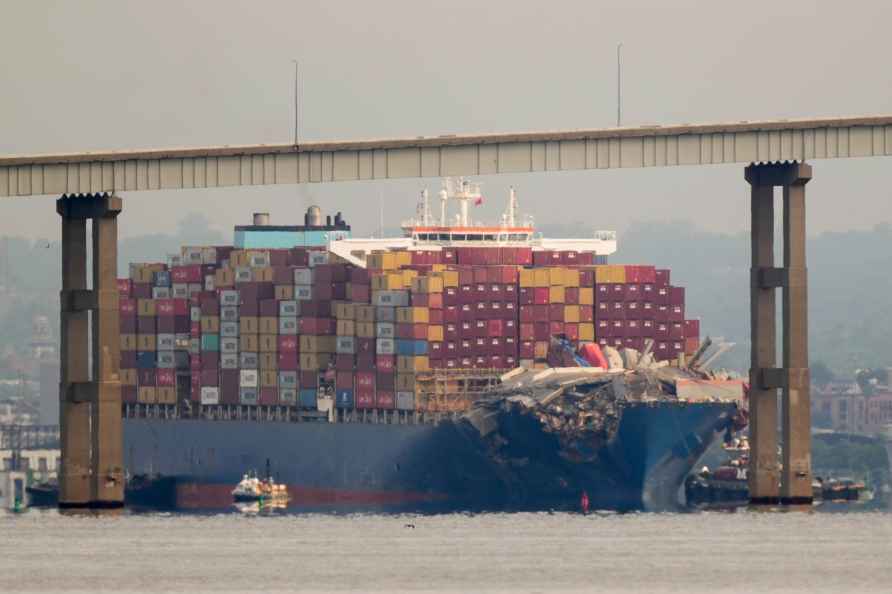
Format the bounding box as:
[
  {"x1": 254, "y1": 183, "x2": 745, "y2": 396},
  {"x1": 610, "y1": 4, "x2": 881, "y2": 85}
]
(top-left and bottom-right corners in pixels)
[{"x1": 122, "y1": 401, "x2": 736, "y2": 512}]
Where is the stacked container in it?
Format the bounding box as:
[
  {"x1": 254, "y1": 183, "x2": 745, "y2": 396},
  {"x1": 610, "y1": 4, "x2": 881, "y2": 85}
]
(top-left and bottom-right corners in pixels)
[{"x1": 119, "y1": 243, "x2": 699, "y2": 414}]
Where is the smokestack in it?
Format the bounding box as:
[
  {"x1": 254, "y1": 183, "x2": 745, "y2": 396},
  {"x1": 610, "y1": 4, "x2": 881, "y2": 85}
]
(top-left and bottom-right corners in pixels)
[{"x1": 252, "y1": 212, "x2": 270, "y2": 226}]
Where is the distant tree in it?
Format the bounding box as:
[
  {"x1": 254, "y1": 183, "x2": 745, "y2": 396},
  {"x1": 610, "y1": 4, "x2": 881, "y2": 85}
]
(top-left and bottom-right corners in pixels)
[{"x1": 811, "y1": 360, "x2": 835, "y2": 388}]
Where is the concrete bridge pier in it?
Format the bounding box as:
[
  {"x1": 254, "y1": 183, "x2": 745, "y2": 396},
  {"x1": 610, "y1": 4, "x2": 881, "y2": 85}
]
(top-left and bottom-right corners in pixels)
[
  {"x1": 745, "y1": 162, "x2": 813, "y2": 505},
  {"x1": 57, "y1": 193, "x2": 124, "y2": 508}
]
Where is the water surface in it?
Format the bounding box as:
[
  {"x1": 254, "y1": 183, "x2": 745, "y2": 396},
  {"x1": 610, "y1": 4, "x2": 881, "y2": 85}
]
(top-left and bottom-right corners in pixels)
[{"x1": 2, "y1": 508, "x2": 890, "y2": 593}]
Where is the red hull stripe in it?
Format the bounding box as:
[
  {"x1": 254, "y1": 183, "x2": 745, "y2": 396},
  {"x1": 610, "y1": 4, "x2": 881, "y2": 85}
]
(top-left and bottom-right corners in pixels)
[{"x1": 175, "y1": 483, "x2": 448, "y2": 509}]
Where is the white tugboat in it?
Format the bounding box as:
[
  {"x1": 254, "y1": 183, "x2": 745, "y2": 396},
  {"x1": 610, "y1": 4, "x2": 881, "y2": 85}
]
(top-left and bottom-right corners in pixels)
[{"x1": 232, "y1": 462, "x2": 289, "y2": 504}]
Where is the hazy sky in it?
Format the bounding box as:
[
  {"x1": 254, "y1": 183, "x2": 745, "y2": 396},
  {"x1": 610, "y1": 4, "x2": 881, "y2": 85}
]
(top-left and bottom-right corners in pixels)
[{"x1": 2, "y1": 0, "x2": 891, "y2": 242}]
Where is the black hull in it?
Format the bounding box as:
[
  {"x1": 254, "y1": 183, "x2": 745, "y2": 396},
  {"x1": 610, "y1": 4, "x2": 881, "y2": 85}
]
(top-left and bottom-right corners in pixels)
[{"x1": 122, "y1": 401, "x2": 738, "y2": 512}]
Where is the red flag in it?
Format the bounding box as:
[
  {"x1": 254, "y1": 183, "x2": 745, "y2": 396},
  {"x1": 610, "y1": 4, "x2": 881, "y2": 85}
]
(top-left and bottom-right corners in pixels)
[{"x1": 474, "y1": 196, "x2": 483, "y2": 206}]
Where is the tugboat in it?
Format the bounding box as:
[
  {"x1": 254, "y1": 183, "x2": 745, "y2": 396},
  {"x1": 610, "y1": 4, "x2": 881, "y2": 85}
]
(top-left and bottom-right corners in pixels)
[{"x1": 231, "y1": 461, "x2": 289, "y2": 505}]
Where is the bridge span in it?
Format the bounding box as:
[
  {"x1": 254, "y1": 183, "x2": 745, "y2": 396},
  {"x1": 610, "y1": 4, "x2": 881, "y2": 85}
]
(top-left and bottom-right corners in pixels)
[
  {"x1": 3, "y1": 114, "x2": 891, "y2": 509},
  {"x1": 1, "y1": 115, "x2": 892, "y2": 197}
]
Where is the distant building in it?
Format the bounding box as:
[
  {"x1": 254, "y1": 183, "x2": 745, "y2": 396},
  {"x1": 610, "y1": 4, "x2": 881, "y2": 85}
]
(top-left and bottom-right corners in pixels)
[
  {"x1": 812, "y1": 380, "x2": 892, "y2": 435},
  {"x1": 38, "y1": 361, "x2": 59, "y2": 426}
]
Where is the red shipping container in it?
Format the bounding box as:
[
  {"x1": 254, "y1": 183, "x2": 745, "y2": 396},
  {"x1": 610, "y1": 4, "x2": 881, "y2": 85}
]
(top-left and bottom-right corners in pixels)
[
  {"x1": 565, "y1": 323, "x2": 579, "y2": 341},
  {"x1": 669, "y1": 322, "x2": 685, "y2": 340},
  {"x1": 533, "y1": 322, "x2": 549, "y2": 341},
  {"x1": 138, "y1": 369, "x2": 156, "y2": 386},
  {"x1": 596, "y1": 284, "x2": 610, "y2": 300},
  {"x1": 684, "y1": 337, "x2": 700, "y2": 355},
  {"x1": 595, "y1": 301, "x2": 610, "y2": 320},
  {"x1": 429, "y1": 309, "x2": 443, "y2": 325},
  {"x1": 157, "y1": 317, "x2": 176, "y2": 334},
  {"x1": 533, "y1": 288, "x2": 549, "y2": 305},
  {"x1": 122, "y1": 386, "x2": 138, "y2": 404},
  {"x1": 356, "y1": 353, "x2": 375, "y2": 370},
  {"x1": 376, "y1": 356, "x2": 395, "y2": 371},
  {"x1": 132, "y1": 283, "x2": 152, "y2": 299},
  {"x1": 299, "y1": 371, "x2": 318, "y2": 389},
  {"x1": 610, "y1": 283, "x2": 625, "y2": 301},
  {"x1": 301, "y1": 300, "x2": 331, "y2": 317},
  {"x1": 356, "y1": 372, "x2": 375, "y2": 390},
  {"x1": 611, "y1": 320, "x2": 625, "y2": 337},
  {"x1": 335, "y1": 371, "x2": 354, "y2": 390},
  {"x1": 597, "y1": 319, "x2": 610, "y2": 337},
  {"x1": 120, "y1": 298, "x2": 137, "y2": 315},
  {"x1": 190, "y1": 321, "x2": 201, "y2": 336},
  {"x1": 376, "y1": 391, "x2": 395, "y2": 409},
  {"x1": 203, "y1": 353, "x2": 220, "y2": 370},
  {"x1": 258, "y1": 387, "x2": 277, "y2": 406},
  {"x1": 442, "y1": 248, "x2": 457, "y2": 264},
  {"x1": 580, "y1": 307, "x2": 594, "y2": 323},
  {"x1": 349, "y1": 267, "x2": 370, "y2": 284},
  {"x1": 549, "y1": 321, "x2": 563, "y2": 336},
  {"x1": 580, "y1": 269, "x2": 595, "y2": 287},
  {"x1": 190, "y1": 355, "x2": 202, "y2": 371},
  {"x1": 429, "y1": 341, "x2": 444, "y2": 359},
  {"x1": 269, "y1": 250, "x2": 289, "y2": 267},
  {"x1": 655, "y1": 323, "x2": 670, "y2": 339},
  {"x1": 519, "y1": 323, "x2": 535, "y2": 340},
  {"x1": 638, "y1": 266, "x2": 656, "y2": 283},
  {"x1": 278, "y1": 351, "x2": 299, "y2": 370},
  {"x1": 356, "y1": 338, "x2": 374, "y2": 354},
  {"x1": 117, "y1": 278, "x2": 132, "y2": 297},
  {"x1": 120, "y1": 317, "x2": 137, "y2": 334},
  {"x1": 669, "y1": 286, "x2": 685, "y2": 306},
  {"x1": 532, "y1": 251, "x2": 551, "y2": 266},
  {"x1": 474, "y1": 320, "x2": 487, "y2": 337},
  {"x1": 518, "y1": 287, "x2": 534, "y2": 305},
  {"x1": 641, "y1": 302, "x2": 655, "y2": 320},
  {"x1": 489, "y1": 355, "x2": 504, "y2": 369},
  {"x1": 278, "y1": 336, "x2": 299, "y2": 352},
  {"x1": 156, "y1": 299, "x2": 175, "y2": 317},
  {"x1": 121, "y1": 351, "x2": 137, "y2": 368},
  {"x1": 669, "y1": 304, "x2": 685, "y2": 322},
  {"x1": 515, "y1": 248, "x2": 533, "y2": 266},
  {"x1": 443, "y1": 287, "x2": 459, "y2": 306},
  {"x1": 684, "y1": 319, "x2": 700, "y2": 338},
  {"x1": 376, "y1": 372, "x2": 395, "y2": 390},
  {"x1": 626, "y1": 319, "x2": 641, "y2": 338},
  {"x1": 565, "y1": 287, "x2": 579, "y2": 305},
  {"x1": 200, "y1": 369, "x2": 218, "y2": 387},
  {"x1": 336, "y1": 354, "x2": 355, "y2": 371},
  {"x1": 155, "y1": 369, "x2": 175, "y2": 387},
  {"x1": 641, "y1": 319, "x2": 655, "y2": 336},
  {"x1": 610, "y1": 301, "x2": 625, "y2": 320},
  {"x1": 172, "y1": 265, "x2": 203, "y2": 283},
  {"x1": 625, "y1": 266, "x2": 640, "y2": 284},
  {"x1": 519, "y1": 340, "x2": 535, "y2": 358},
  {"x1": 549, "y1": 303, "x2": 564, "y2": 321},
  {"x1": 655, "y1": 269, "x2": 670, "y2": 287},
  {"x1": 625, "y1": 302, "x2": 640, "y2": 318},
  {"x1": 487, "y1": 319, "x2": 503, "y2": 337},
  {"x1": 625, "y1": 284, "x2": 641, "y2": 302}
]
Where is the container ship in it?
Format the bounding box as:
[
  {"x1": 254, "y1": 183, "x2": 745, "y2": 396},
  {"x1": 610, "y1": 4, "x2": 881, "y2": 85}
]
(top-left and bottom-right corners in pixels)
[{"x1": 117, "y1": 179, "x2": 743, "y2": 511}]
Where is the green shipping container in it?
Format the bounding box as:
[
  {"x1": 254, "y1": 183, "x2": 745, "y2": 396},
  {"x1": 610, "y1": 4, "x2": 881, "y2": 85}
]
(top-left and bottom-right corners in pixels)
[{"x1": 200, "y1": 334, "x2": 220, "y2": 352}]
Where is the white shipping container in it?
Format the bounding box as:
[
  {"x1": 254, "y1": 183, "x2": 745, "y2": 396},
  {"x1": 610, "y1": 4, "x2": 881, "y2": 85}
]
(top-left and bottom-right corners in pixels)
[
  {"x1": 201, "y1": 246, "x2": 217, "y2": 265},
  {"x1": 171, "y1": 283, "x2": 189, "y2": 299},
  {"x1": 240, "y1": 369, "x2": 259, "y2": 388},
  {"x1": 279, "y1": 388, "x2": 297, "y2": 405},
  {"x1": 239, "y1": 352, "x2": 259, "y2": 369},
  {"x1": 220, "y1": 337, "x2": 239, "y2": 354},
  {"x1": 278, "y1": 371, "x2": 298, "y2": 388},
  {"x1": 279, "y1": 300, "x2": 299, "y2": 317},
  {"x1": 308, "y1": 251, "x2": 329, "y2": 267},
  {"x1": 152, "y1": 287, "x2": 171, "y2": 299},
  {"x1": 190, "y1": 306, "x2": 202, "y2": 323},
  {"x1": 375, "y1": 306, "x2": 396, "y2": 322},
  {"x1": 293, "y1": 268, "x2": 313, "y2": 285},
  {"x1": 234, "y1": 267, "x2": 252, "y2": 283},
  {"x1": 219, "y1": 290, "x2": 240, "y2": 306},
  {"x1": 157, "y1": 352, "x2": 176, "y2": 369},
  {"x1": 396, "y1": 391, "x2": 415, "y2": 411},
  {"x1": 294, "y1": 286, "x2": 313, "y2": 301},
  {"x1": 372, "y1": 291, "x2": 409, "y2": 307},
  {"x1": 156, "y1": 334, "x2": 176, "y2": 351},
  {"x1": 204, "y1": 275, "x2": 215, "y2": 291},
  {"x1": 189, "y1": 338, "x2": 200, "y2": 355},
  {"x1": 376, "y1": 338, "x2": 395, "y2": 355},
  {"x1": 239, "y1": 387, "x2": 259, "y2": 405},
  {"x1": 220, "y1": 321, "x2": 239, "y2": 337},
  {"x1": 279, "y1": 317, "x2": 298, "y2": 335},
  {"x1": 187, "y1": 283, "x2": 202, "y2": 298},
  {"x1": 375, "y1": 323, "x2": 395, "y2": 338},
  {"x1": 221, "y1": 353, "x2": 239, "y2": 369},
  {"x1": 182, "y1": 247, "x2": 203, "y2": 264},
  {"x1": 336, "y1": 337, "x2": 355, "y2": 354},
  {"x1": 200, "y1": 386, "x2": 220, "y2": 405},
  {"x1": 220, "y1": 306, "x2": 239, "y2": 322}
]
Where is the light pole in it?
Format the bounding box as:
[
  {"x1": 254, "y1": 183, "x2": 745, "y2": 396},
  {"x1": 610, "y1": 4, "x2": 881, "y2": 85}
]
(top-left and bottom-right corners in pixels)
[
  {"x1": 616, "y1": 43, "x2": 623, "y2": 127},
  {"x1": 292, "y1": 60, "x2": 300, "y2": 145}
]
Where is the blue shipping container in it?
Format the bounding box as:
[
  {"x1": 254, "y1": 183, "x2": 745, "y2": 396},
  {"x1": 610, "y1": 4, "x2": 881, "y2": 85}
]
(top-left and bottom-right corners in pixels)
[
  {"x1": 153, "y1": 270, "x2": 171, "y2": 287},
  {"x1": 396, "y1": 339, "x2": 428, "y2": 356},
  {"x1": 299, "y1": 389, "x2": 318, "y2": 409},
  {"x1": 136, "y1": 351, "x2": 156, "y2": 369},
  {"x1": 201, "y1": 334, "x2": 220, "y2": 351},
  {"x1": 335, "y1": 389, "x2": 354, "y2": 409}
]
